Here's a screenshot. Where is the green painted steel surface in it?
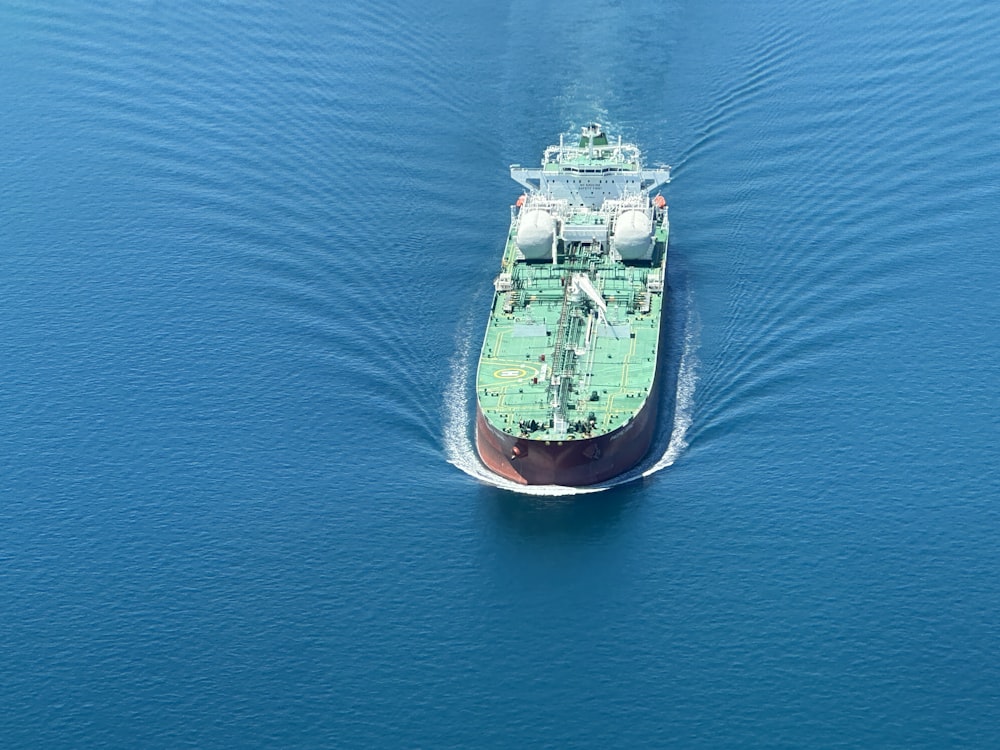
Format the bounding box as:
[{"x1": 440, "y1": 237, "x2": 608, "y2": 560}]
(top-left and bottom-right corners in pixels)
[{"x1": 477, "y1": 223, "x2": 668, "y2": 442}]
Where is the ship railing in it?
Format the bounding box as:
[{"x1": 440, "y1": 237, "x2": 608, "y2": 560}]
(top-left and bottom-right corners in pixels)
[
  {"x1": 601, "y1": 194, "x2": 647, "y2": 213},
  {"x1": 541, "y1": 141, "x2": 641, "y2": 167}
]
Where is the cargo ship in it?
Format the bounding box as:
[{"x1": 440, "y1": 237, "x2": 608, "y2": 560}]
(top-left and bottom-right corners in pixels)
[{"x1": 475, "y1": 124, "x2": 671, "y2": 486}]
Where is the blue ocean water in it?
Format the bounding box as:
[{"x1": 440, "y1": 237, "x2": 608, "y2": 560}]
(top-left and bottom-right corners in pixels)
[{"x1": 2, "y1": 0, "x2": 999, "y2": 746}]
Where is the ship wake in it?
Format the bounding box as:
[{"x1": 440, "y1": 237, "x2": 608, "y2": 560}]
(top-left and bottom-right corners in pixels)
[{"x1": 443, "y1": 291, "x2": 698, "y2": 496}]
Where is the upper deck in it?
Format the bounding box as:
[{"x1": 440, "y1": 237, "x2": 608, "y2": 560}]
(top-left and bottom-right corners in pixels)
[
  {"x1": 477, "y1": 125, "x2": 671, "y2": 444},
  {"x1": 477, "y1": 222, "x2": 669, "y2": 443}
]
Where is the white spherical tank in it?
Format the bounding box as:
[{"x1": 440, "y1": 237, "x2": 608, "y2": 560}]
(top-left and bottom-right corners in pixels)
[
  {"x1": 515, "y1": 209, "x2": 556, "y2": 259},
  {"x1": 613, "y1": 209, "x2": 653, "y2": 259}
]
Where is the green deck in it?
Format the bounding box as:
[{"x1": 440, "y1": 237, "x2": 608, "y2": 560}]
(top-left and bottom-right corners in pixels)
[{"x1": 477, "y1": 224, "x2": 668, "y2": 442}]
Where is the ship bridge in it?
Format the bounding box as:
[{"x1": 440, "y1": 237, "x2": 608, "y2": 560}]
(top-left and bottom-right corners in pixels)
[{"x1": 510, "y1": 124, "x2": 670, "y2": 209}]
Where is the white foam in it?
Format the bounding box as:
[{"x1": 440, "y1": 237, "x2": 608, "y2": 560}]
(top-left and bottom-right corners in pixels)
[
  {"x1": 443, "y1": 293, "x2": 698, "y2": 496},
  {"x1": 642, "y1": 293, "x2": 700, "y2": 477}
]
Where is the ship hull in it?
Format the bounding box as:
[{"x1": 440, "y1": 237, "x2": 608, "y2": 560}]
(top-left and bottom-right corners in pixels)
[
  {"x1": 475, "y1": 365, "x2": 661, "y2": 486},
  {"x1": 474, "y1": 124, "x2": 671, "y2": 488}
]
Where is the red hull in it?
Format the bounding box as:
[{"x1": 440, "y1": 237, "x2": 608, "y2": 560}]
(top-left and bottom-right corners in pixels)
[{"x1": 475, "y1": 371, "x2": 661, "y2": 486}]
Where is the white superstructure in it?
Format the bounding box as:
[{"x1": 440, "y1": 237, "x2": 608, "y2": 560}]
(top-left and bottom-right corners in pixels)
[{"x1": 509, "y1": 124, "x2": 670, "y2": 262}]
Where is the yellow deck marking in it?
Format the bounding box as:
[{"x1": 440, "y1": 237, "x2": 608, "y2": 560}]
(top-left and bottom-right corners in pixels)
[{"x1": 494, "y1": 367, "x2": 528, "y2": 379}]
